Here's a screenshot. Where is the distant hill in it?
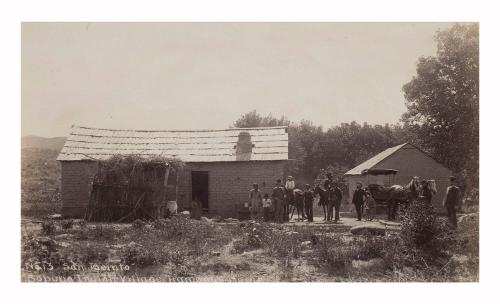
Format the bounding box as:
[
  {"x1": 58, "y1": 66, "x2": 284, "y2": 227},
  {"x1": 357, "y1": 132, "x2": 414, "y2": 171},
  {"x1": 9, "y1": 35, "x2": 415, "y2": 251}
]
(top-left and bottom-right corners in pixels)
[{"x1": 21, "y1": 136, "x2": 66, "y2": 151}]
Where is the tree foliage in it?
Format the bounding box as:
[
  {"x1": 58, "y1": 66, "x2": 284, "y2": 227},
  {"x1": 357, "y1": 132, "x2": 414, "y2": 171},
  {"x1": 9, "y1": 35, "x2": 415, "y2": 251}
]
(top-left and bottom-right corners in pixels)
[
  {"x1": 233, "y1": 111, "x2": 405, "y2": 183},
  {"x1": 402, "y1": 23, "x2": 479, "y2": 189}
]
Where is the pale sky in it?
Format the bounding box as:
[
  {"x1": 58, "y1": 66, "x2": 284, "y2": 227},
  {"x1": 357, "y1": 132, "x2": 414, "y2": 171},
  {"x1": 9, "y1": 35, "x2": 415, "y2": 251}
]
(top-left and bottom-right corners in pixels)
[{"x1": 21, "y1": 22, "x2": 454, "y2": 137}]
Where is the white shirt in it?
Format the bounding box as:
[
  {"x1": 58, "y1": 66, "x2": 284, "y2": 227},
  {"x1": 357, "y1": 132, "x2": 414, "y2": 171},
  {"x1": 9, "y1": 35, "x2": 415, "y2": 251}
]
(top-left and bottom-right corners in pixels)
[{"x1": 285, "y1": 180, "x2": 295, "y2": 190}]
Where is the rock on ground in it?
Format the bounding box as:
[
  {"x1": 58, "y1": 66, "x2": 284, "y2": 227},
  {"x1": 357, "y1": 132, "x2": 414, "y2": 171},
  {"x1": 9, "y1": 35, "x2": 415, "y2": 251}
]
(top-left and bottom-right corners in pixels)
[
  {"x1": 350, "y1": 224, "x2": 386, "y2": 236},
  {"x1": 351, "y1": 258, "x2": 386, "y2": 273}
]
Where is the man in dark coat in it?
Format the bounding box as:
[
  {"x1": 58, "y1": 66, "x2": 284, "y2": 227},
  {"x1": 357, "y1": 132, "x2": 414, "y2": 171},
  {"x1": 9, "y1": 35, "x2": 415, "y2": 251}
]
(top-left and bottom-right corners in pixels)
[
  {"x1": 304, "y1": 184, "x2": 314, "y2": 222},
  {"x1": 272, "y1": 179, "x2": 286, "y2": 223},
  {"x1": 323, "y1": 173, "x2": 335, "y2": 221},
  {"x1": 443, "y1": 176, "x2": 461, "y2": 228},
  {"x1": 323, "y1": 173, "x2": 334, "y2": 191},
  {"x1": 331, "y1": 182, "x2": 343, "y2": 222},
  {"x1": 352, "y1": 182, "x2": 366, "y2": 221}
]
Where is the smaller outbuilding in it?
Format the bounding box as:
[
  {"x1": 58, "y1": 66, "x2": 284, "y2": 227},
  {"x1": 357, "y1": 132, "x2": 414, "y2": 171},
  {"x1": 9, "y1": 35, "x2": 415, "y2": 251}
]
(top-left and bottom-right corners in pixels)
[{"x1": 344, "y1": 143, "x2": 453, "y2": 211}]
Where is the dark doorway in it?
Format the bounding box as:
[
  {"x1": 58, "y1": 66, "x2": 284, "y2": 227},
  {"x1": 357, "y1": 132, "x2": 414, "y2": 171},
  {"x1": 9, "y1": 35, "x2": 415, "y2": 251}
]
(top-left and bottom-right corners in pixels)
[{"x1": 192, "y1": 171, "x2": 209, "y2": 209}]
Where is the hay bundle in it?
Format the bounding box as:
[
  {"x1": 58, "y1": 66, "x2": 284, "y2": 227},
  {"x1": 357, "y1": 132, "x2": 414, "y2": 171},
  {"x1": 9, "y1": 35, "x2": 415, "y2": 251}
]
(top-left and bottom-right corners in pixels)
[{"x1": 86, "y1": 155, "x2": 184, "y2": 222}]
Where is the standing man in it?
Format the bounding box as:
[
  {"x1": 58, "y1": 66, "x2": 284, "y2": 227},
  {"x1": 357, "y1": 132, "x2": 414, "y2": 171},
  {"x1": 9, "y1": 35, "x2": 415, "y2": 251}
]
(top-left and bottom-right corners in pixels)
[
  {"x1": 304, "y1": 184, "x2": 314, "y2": 222},
  {"x1": 272, "y1": 179, "x2": 286, "y2": 223},
  {"x1": 323, "y1": 173, "x2": 334, "y2": 191},
  {"x1": 352, "y1": 182, "x2": 366, "y2": 221},
  {"x1": 324, "y1": 173, "x2": 334, "y2": 221},
  {"x1": 249, "y1": 183, "x2": 263, "y2": 220},
  {"x1": 332, "y1": 182, "x2": 343, "y2": 222},
  {"x1": 284, "y1": 176, "x2": 295, "y2": 222},
  {"x1": 443, "y1": 176, "x2": 461, "y2": 228}
]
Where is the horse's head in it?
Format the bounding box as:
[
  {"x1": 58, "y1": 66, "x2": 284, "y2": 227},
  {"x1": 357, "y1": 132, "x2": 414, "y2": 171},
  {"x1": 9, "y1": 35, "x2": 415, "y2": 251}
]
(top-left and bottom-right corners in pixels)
[
  {"x1": 428, "y1": 179, "x2": 438, "y2": 194},
  {"x1": 406, "y1": 176, "x2": 421, "y2": 194}
]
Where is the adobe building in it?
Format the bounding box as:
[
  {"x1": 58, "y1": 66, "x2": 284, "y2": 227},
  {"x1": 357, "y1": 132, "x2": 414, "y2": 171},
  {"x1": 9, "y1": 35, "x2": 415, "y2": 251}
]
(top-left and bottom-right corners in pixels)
[
  {"x1": 57, "y1": 125, "x2": 289, "y2": 218},
  {"x1": 344, "y1": 143, "x2": 453, "y2": 211}
]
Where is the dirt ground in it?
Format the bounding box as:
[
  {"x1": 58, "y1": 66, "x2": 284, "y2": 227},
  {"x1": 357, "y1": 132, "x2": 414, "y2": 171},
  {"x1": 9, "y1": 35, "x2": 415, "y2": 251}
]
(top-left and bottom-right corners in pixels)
[{"x1": 20, "y1": 212, "x2": 478, "y2": 282}]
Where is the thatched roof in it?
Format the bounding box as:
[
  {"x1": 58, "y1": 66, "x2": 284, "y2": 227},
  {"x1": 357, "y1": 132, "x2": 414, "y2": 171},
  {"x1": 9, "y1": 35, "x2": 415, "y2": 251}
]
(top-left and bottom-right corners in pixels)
[{"x1": 57, "y1": 125, "x2": 289, "y2": 162}]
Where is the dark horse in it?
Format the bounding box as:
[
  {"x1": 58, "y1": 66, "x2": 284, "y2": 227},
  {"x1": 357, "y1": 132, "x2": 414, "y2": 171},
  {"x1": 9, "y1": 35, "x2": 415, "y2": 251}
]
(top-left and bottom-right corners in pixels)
[
  {"x1": 314, "y1": 185, "x2": 329, "y2": 221},
  {"x1": 366, "y1": 177, "x2": 421, "y2": 221},
  {"x1": 288, "y1": 188, "x2": 306, "y2": 221}
]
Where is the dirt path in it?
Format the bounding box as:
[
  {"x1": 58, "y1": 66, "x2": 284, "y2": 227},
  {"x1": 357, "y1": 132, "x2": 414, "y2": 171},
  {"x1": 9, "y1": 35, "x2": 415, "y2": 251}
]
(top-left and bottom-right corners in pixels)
[{"x1": 282, "y1": 216, "x2": 399, "y2": 229}]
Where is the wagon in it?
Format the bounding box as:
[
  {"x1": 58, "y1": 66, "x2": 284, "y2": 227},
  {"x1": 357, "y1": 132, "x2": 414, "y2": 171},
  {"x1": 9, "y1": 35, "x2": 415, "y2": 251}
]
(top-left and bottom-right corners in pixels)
[{"x1": 363, "y1": 169, "x2": 398, "y2": 213}]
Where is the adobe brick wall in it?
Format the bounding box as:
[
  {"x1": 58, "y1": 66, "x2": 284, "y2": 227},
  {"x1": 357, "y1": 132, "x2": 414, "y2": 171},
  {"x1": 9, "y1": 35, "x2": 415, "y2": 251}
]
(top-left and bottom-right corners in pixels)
[
  {"x1": 60, "y1": 161, "x2": 98, "y2": 218},
  {"x1": 177, "y1": 161, "x2": 287, "y2": 218}
]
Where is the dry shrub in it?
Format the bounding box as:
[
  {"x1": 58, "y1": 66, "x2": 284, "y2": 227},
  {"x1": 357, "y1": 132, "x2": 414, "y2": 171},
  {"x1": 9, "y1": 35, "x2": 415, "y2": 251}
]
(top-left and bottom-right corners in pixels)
[
  {"x1": 316, "y1": 234, "x2": 399, "y2": 276},
  {"x1": 92, "y1": 224, "x2": 121, "y2": 240},
  {"x1": 400, "y1": 199, "x2": 440, "y2": 248},
  {"x1": 152, "y1": 218, "x2": 169, "y2": 229},
  {"x1": 264, "y1": 231, "x2": 302, "y2": 258},
  {"x1": 132, "y1": 219, "x2": 146, "y2": 229},
  {"x1": 61, "y1": 219, "x2": 74, "y2": 230},
  {"x1": 73, "y1": 224, "x2": 121, "y2": 241},
  {"x1": 79, "y1": 245, "x2": 109, "y2": 264},
  {"x1": 231, "y1": 222, "x2": 303, "y2": 258},
  {"x1": 121, "y1": 246, "x2": 156, "y2": 266},
  {"x1": 41, "y1": 220, "x2": 56, "y2": 235}
]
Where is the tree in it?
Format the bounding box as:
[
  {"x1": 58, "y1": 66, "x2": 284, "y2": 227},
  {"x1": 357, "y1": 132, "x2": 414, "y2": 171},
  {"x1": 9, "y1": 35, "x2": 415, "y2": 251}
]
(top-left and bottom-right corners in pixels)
[
  {"x1": 402, "y1": 23, "x2": 479, "y2": 190},
  {"x1": 233, "y1": 110, "x2": 290, "y2": 128},
  {"x1": 232, "y1": 111, "x2": 406, "y2": 184}
]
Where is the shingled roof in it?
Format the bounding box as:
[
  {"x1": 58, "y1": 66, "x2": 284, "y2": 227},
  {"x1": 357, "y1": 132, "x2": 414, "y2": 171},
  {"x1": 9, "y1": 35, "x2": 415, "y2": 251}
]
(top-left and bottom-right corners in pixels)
[
  {"x1": 344, "y1": 143, "x2": 408, "y2": 175},
  {"x1": 57, "y1": 125, "x2": 289, "y2": 162}
]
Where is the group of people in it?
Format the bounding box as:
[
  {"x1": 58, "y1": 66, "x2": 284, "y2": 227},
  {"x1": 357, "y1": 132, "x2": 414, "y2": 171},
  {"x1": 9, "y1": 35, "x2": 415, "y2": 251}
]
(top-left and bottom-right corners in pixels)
[
  {"x1": 351, "y1": 182, "x2": 379, "y2": 221},
  {"x1": 248, "y1": 176, "x2": 315, "y2": 223},
  {"x1": 249, "y1": 174, "x2": 462, "y2": 228},
  {"x1": 352, "y1": 175, "x2": 462, "y2": 227}
]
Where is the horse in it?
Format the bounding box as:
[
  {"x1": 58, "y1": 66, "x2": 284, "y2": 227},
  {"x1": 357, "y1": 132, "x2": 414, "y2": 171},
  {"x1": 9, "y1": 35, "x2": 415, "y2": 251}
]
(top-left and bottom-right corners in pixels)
[
  {"x1": 427, "y1": 180, "x2": 438, "y2": 195},
  {"x1": 366, "y1": 176, "x2": 421, "y2": 221},
  {"x1": 313, "y1": 185, "x2": 329, "y2": 221},
  {"x1": 288, "y1": 188, "x2": 306, "y2": 221}
]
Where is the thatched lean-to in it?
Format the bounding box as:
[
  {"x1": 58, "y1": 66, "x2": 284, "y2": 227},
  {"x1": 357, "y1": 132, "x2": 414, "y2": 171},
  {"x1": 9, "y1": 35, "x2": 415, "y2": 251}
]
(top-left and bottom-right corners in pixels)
[{"x1": 86, "y1": 155, "x2": 184, "y2": 222}]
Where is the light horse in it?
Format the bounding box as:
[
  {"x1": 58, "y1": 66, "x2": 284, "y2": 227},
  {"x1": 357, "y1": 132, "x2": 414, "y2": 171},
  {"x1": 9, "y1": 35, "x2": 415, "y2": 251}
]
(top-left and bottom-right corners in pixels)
[
  {"x1": 367, "y1": 176, "x2": 421, "y2": 221},
  {"x1": 313, "y1": 185, "x2": 329, "y2": 221}
]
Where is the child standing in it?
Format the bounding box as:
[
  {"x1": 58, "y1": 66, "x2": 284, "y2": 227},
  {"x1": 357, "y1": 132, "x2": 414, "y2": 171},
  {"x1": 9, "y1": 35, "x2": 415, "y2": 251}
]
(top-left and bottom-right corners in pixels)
[
  {"x1": 262, "y1": 193, "x2": 272, "y2": 222},
  {"x1": 364, "y1": 190, "x2": 376, "y2": 221}
]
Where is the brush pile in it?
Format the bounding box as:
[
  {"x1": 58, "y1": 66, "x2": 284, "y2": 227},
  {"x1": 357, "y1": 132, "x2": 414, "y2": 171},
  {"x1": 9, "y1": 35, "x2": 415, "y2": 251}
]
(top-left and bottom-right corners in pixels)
[{"x1": 85, "y1": 155, "x2": 184, "y2": 222}]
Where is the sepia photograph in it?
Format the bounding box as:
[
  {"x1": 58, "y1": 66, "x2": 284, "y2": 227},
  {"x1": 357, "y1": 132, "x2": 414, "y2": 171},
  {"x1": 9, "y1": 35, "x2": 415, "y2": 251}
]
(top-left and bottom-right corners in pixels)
[{"x1": 19, "y1": 21, "x2": 480, "y2": 284}]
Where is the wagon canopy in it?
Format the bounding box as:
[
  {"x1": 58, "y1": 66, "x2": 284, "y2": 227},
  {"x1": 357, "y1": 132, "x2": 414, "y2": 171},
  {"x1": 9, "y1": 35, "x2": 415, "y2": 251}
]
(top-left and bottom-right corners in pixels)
[{"x1": 361, "y1": 169, "x2": 398, "y2": 176}]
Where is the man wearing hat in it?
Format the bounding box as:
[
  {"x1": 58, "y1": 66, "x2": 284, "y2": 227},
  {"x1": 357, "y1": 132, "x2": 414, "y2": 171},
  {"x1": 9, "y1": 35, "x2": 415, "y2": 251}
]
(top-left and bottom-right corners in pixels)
[
  {"x1": 272, "y1": 179, "x2": 286, "y2": 223},
  {"x1": 352, "y1": 182, "x2": 366, "y2": 221},
  {"x1": 284, "y1": 176, "x2": 295, "y2": 222},
  {"x1": 323, "y1": 173, "x2": 334, "y2": 190},
  {"x1": 323, "y1": 173, "x2": 335, "y2": 221},
  {"x1": 304, "y1": 184, "x2": 314, "y2": 222},
  {"x1": 331, "y1": 182, "x2": 343, "y2": 222},
  {"x1": 249, "y1": 183, "x2": 263, "y2": 220},
  {"x1": 443, "y1": 176, "x2": 461, "y2": 228}
]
